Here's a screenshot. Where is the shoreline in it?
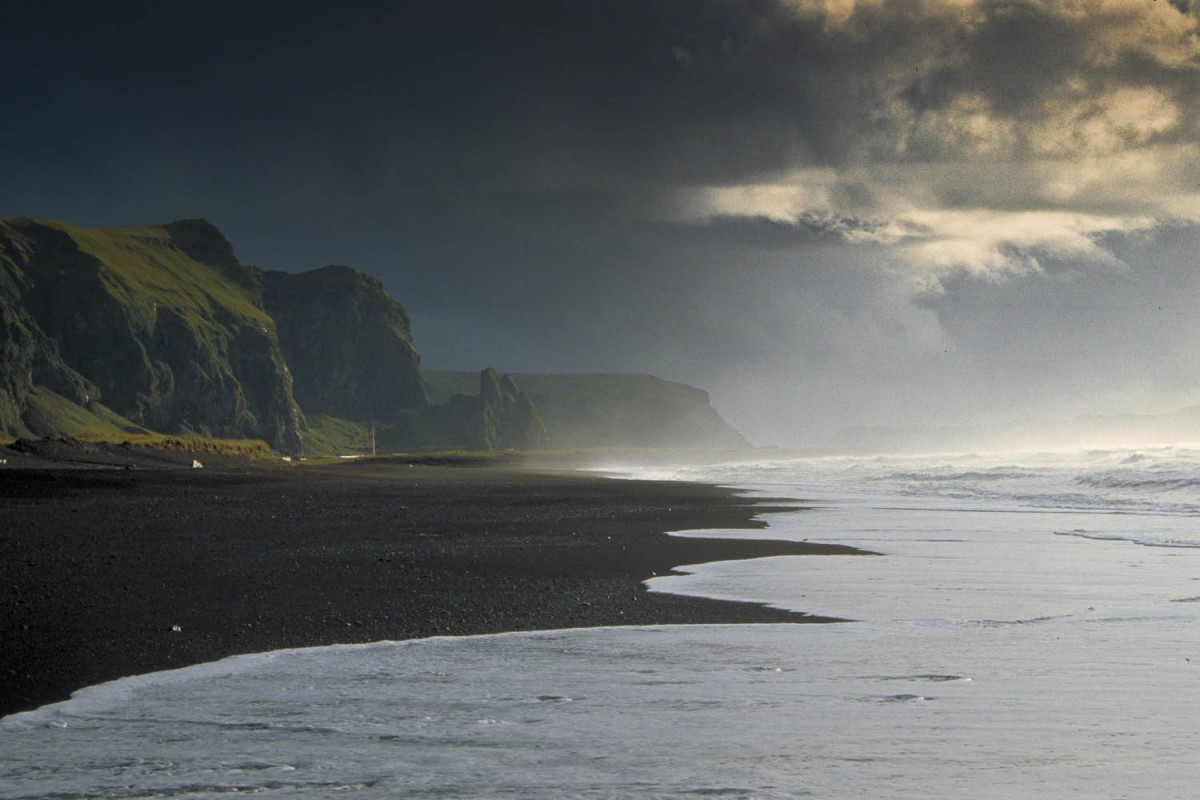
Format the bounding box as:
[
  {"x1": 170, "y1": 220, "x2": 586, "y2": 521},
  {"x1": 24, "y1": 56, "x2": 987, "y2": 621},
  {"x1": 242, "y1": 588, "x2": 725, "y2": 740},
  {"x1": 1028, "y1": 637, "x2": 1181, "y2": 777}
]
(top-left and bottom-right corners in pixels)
[{"x1": 0, "y1": 454, "x2": 868, "y2": 717}]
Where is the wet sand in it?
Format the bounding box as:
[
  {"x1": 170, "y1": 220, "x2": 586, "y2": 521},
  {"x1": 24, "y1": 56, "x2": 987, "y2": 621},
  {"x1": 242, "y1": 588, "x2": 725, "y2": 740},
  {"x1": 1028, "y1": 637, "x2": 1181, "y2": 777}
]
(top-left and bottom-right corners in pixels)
[{"x1": 0, "y1": 450, "x2": 866, "y2": 717}]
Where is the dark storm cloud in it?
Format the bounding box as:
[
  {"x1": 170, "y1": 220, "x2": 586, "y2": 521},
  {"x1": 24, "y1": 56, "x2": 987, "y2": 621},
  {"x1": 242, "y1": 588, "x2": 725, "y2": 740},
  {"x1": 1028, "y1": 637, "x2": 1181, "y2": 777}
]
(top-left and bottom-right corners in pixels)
[
  {"x1": 5, "y1": 2, "x2": 839, "y2": 239},
  {"x1": 5, "y1": 1, "x2": 1200, "y2": 444},
  {"x1": 7, "y1": 1, "x2": 1194, "y2": 225}
]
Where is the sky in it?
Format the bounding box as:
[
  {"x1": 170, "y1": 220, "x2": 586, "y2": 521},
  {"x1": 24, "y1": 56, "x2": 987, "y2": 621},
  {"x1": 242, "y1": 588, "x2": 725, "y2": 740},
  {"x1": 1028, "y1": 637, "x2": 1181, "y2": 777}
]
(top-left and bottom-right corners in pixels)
[{"x1": 5, "y1": 0, "x2": 1200, "y2": 447}]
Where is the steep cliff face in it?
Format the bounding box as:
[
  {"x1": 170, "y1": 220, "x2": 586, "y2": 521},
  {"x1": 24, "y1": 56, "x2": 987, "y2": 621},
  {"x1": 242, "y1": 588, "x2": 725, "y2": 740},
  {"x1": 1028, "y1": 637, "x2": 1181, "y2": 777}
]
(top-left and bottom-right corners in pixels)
[
  {"x1": 0, "y1": 295, "x2": 97, "y2": 434},
  {"x1": 260, "y1": 266, "x2": 426, "y2": 420},
  {"x1": 0, "y1": 218, "x2": 303, "y2": 453},
  {"x1": 1, "y1": 223, "x2": 103, "y2": 432}
]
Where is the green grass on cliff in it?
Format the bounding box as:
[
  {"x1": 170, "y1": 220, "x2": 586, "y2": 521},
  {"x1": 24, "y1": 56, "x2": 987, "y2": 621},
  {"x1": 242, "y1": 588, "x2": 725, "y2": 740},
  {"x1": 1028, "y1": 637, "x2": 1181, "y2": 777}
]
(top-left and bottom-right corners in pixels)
[
  {"x1": 0, "y1": 389, "x2": 276, "y2": 460},
  {"x1": 299, "y1": 414, "x2": 379, "y2": 457},
  {"x1": 121, "y1": 434, "x2": 277, "y2": 459},
  {"x1": 10, "y1": 388, "x2": 272, "y2": 458},
  {"x1": 43, "y1": 220, "x2": 273, "y2": 332},
  {"x1": 21, "y1": 387, "x2": 148, "y2": 439}
]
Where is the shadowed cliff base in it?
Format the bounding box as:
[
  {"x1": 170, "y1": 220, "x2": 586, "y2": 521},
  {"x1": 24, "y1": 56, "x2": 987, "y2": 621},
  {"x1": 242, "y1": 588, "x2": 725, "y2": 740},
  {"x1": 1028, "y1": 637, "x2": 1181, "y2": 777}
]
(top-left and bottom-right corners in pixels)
[{"x1": 0, "y1": 454, "x2": 871, "y2": 717}]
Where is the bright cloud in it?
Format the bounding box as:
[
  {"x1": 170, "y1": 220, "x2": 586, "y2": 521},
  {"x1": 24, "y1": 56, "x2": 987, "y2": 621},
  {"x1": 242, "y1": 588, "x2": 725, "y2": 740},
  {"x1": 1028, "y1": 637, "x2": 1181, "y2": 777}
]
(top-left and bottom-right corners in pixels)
[
  {"x1": 669, "y1": 0, "x2": 1200, "y2": 288},
  {"x1": 886, "y1": 209, "x2": 1155, "y2": 291}
]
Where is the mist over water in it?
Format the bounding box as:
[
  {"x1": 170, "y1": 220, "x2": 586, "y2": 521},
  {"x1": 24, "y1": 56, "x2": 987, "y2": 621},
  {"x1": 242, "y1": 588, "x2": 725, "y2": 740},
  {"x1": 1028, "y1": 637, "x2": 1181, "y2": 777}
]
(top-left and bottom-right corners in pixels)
[{"x1": 7, "y1": 446, "x2": 1200, "y2": 798}]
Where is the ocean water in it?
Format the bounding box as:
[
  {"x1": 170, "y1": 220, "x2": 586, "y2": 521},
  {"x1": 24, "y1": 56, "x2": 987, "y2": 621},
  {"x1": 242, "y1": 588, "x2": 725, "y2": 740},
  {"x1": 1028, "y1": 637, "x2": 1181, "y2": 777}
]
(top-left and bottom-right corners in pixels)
[{"x1": 6, "y1": 447, "x2": 1200, "y2": 798}]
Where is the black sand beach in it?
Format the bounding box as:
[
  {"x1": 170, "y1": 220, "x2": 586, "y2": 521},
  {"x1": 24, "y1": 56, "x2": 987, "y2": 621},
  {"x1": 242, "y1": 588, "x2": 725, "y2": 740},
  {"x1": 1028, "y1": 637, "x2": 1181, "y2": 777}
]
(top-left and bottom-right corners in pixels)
[{"x1": 0, "y1": 445, "x2": 865, "y2": 717}]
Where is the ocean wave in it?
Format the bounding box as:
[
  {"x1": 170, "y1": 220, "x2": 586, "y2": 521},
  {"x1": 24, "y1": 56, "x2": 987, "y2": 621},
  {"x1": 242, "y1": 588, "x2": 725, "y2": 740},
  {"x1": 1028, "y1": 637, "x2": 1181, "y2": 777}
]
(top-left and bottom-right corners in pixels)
[
  {"x1": 874, "y1": 468, "x2": 1037, "y2": 484},
  {"x1": 612, "y1": 449, "x2": 1200, "y2": 520},
  {"x1": 1074, "y1": 472, "x2": 1200, "y2": 492},
  {"x1": 969, "y1": 615, "x2": 1062, "y2": 628},
  {"x1": 873, "y1": 674, "x2": 971, "y2": 683},
  {"x1": 860, "y1": 693, "x2": 930, "y2": 703},
  {"x1": 1053, "y1": 529, "x2": 1200, "y2": 548}
]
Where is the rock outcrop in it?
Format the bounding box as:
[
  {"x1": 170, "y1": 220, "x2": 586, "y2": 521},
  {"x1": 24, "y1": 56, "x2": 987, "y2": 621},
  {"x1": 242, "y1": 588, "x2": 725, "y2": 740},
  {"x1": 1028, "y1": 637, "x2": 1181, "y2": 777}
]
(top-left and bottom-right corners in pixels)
[{"x1": 476, "y1": 368, "x2": 551, "y2": 450}]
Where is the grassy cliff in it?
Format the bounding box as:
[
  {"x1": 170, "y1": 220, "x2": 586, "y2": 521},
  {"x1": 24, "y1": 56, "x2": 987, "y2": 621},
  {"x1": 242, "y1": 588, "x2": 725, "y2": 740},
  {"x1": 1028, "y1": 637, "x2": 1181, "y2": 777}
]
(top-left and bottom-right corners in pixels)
[{"x1": 0, "y1": 218, "x2": 302, "y2": 453}]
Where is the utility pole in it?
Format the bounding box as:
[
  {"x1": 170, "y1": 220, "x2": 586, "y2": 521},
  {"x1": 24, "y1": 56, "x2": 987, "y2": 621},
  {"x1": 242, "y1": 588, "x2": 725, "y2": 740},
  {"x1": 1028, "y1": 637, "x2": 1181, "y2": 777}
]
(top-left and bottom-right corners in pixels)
[{"x1": 370, "y1": 421, "x2": 377, "y2": 456}]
